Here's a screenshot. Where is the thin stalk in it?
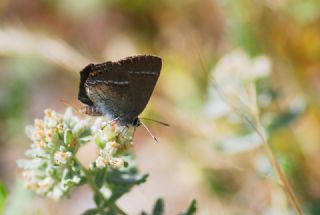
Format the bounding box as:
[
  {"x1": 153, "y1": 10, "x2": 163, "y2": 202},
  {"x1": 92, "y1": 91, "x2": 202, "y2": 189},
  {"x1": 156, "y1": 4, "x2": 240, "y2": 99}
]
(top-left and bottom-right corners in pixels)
[
  {"x1": 197, "y1": 48, "x2": 303, "y2": 214},
  {"x1": 74, "y1": 157, "x2": 127, "y2": 215},
  {"x1": 249, "y1": 79, "x2": 303, "y2": 215},
  {"x1": 212, "y1": 80, "x2": 303, "y2": 215},
  {"x1": 255, "y1": 122, "x2": 303, "y2": 215}
]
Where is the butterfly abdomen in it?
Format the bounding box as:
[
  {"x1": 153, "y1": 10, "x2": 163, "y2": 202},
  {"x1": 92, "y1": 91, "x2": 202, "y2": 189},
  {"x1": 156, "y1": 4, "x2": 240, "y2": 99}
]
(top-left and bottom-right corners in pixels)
[{"x1": 80, "y1": 105, "x2": 103, "y2": 116}]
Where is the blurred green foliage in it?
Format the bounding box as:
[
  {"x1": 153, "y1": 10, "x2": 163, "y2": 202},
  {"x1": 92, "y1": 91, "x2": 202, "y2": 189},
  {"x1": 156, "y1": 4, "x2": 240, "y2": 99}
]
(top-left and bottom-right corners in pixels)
[
  {"x1": 4, "y1": 181, "x2": 33, "y2": 215},
  {"x1": 0, "y1": 181, "x2": 8, "y2": 214},
  {"x1": 140, "y1": 198, "x2": 196, "y2": 215}
]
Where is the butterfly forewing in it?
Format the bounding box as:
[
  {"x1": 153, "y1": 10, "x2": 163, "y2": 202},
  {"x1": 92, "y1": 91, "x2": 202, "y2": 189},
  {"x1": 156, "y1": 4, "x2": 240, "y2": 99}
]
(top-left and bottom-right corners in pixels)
[{"x1": 120, "y1": 55, "x2": 161, "y2": 120}]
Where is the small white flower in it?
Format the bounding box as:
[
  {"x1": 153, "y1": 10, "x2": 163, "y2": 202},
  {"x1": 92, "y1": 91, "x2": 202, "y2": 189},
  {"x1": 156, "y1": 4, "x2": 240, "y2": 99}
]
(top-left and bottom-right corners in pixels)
[
  {"x1": 109, "y1": 158, "x2": 124, "y2": 169},
  {"x1": 100, "y1": 186, "x2": 112, "y2": 199},
  {"x1": 18, "y1": 107, "x2": 135, "y2": 200},
  {"x1": 47, "y1": 186, "x2": 64, "y2": 200},
  {"x1": 54, "y1": 151, "x2": 72, "y2": 164},
  {"x1": 96, "y1": 125, "x2": 118, "y2": 143},
  {"x1": 96, "y1": 156, "x2": 109, "y2": 168},
  {"x1": 46, "y1": 118, "x2": 59, "y2": 128},
  {"x1": 17, "y1": 158, "x2": 44, "y2": 169},
  {"x1": 21, "y1": 170, "x2": 36, "y2": 180},
  {"x1": 253, "y1": 55, "x2": 271, "y2": 78},
  {"x1": 34, "y1": 119, "x2": 44, "y2": 130},
  {"x1": 71, "y1": 175, "x2": 81, "y2": 184},
  {"x1": 18, "y1": 108, "x2": 89, "y2": 199},
  {"x1": 205, "y1": 49, "x2": 272, "y2": 119},
  {"x1": 103, "y1": 141, "x2": 119, "y2": 155},
  {"x1": 44, "y1": 109, "x2": 55, "y2": 118},
  {"x1": 24, "y1": 181, "x2": 38, "y2": 191},
  {"x1": 38, "y1": 177, "x2": 54, "y2": 193},
  {"x1": 63, "y1": 107, "x2": 74, "y2": 120},
  {"x1": 91, "y1": 117, "x2": 106, "y2": 132},
  {"x1": 72, "y1": 118, "x2": 90, "y2": 134},
  {"x1": 216, "y1": 132, "x2": 263, "y2": 154}
]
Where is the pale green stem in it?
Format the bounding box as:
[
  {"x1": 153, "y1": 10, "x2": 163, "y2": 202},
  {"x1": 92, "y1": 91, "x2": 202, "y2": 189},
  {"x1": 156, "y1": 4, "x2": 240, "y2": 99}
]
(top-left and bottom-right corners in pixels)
[
  {"x1": 212, "y1": 79, "x2": 303, "y2": 215},
  {"x1": 74, "y1": 157, "x2": 127, "y2": 215}
]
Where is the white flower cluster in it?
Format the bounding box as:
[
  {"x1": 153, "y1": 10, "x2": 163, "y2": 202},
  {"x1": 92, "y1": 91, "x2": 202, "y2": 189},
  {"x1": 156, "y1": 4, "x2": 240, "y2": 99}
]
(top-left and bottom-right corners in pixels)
[
  {"x1": 205, "y1": 50, "x2": 272, "y2": 153},
  {"x1": 205, "y1": 49, "x2": 272, "y2": 119},
  {"x1": 17, "y1": 108, "x2": 136, "y2": 199},
  {"x1": 92, "y1": 120, "x2": 134, "y2": 169},
  {"x1": 17, "y1": 108, "x2": 91, "y2": 199}
]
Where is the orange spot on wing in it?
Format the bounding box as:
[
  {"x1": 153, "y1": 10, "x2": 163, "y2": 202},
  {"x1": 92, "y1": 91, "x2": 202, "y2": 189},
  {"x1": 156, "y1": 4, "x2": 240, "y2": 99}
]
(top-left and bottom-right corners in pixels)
[{"x1": 90, "y1": 71, "x2": 97, "y2": 77}]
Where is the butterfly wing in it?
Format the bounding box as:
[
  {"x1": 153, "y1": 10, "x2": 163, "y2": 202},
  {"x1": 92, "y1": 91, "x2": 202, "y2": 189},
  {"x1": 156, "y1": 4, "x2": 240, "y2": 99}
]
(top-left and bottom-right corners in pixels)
[
  {"x1": 119, "y1": 55, "x2": 162, "y2": 122},
  {"x1": 81, "y1": 55, "x2": 161, "y2": 125}
]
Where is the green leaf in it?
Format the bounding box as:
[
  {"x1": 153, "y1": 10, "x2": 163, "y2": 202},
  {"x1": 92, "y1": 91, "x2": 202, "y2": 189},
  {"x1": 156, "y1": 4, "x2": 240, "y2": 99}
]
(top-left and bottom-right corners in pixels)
[
  {"x1": 0, "y1": 182, "x2": 8, "y2": 214},
  {"x1": 82, "y1": 208, "x2": 98, "y2": 215},
  {"x1": 95, "y1": 136, "x2": 106, "y2": 149},
  {"x1": 152, "y1": 198, "x2": 164, "y2": 215},
  {"x1": 140, "y1": 199, "x2": 165, "y2": 215},
  {"x1": 106, "y1": 169, "x2": 148, "y2": 186},
  {"x1": 104, "y1": 169, "x2": 148, "y2": 206},
  {"x1": 79, "y1": 128, "x2": 92, "y2": 139},
  {"x1": 95, "y1": 168, "x2": 106, "y2": 188},
  {"x1": 179, "y1": 200, "x2": 197, "y2": 215},
  {"x1": 204, "y1": 169, "x2": 239, "y2": 197},
  {"x1": 94, "y1": 194, "x2": 103, "y2": 208},
  {"x1": 105, "y1": 185, "x2": 130, "y2": 206},
  {"x1": 64, "y1": 129, "x2": 73, "y2": 145},
  {"x1": 105, "y1": 209, "x2": 117, "y2": 215},
  {"x1": 268, "y1": 109, "x2": 303, "y2": 132}
]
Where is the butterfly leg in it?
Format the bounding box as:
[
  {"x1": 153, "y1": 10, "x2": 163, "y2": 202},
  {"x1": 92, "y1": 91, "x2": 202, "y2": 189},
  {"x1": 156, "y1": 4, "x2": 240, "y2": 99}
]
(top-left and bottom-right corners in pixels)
[
  {"x1": 99, "y1": 117, "x2": 120, "y2": 130},
  {"x1": 120, "y1": 126, "x2": 128, "y2": 136},
  {"x1": 108, "y1": 117, "x2": 120, "y2": 125}
]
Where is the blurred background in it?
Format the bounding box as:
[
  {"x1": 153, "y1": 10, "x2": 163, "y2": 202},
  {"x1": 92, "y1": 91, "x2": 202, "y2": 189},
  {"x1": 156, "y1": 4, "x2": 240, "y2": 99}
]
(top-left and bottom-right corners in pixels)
[{"x1": 0, "y1": 0, "x2": 320, "y2": 214}]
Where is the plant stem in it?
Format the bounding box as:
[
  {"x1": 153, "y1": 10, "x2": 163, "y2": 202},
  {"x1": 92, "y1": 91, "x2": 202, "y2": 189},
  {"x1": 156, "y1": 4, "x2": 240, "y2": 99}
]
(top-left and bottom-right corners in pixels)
[
  {"x1": 250, "y1": 82, "x2": 304, "y2": 215},
  {"x1": 212, "y1": 81, "x2": 303, "y2": 215},
  {"x1": 74, "y1": 157, "x2": 128, "y2": 215},
  {"x1": 255, "y1": 123, "x2": 304, "y2": 215},
  {"x1": 111, "y1": 204, "x2": 127, "y2": 215}
]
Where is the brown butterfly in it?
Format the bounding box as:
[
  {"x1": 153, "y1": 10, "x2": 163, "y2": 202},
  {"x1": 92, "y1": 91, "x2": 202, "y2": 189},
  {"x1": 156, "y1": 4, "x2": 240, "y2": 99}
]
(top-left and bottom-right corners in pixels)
[{"x1": 78, "y1": 55, "x2": 162, "y2": 128}]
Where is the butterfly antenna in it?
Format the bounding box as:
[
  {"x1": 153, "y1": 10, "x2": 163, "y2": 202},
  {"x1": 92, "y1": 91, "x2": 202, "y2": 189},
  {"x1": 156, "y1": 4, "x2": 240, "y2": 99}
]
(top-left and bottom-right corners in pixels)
[
  {"x1": 139, "y1": 117, "x2": 170, "y2": 127},
  {"x1": 120, "y1": 126, "x2": 128, "y2": 136},
  {"x1": 139, "y1": 121, "x2": 159, "y2": 143}
]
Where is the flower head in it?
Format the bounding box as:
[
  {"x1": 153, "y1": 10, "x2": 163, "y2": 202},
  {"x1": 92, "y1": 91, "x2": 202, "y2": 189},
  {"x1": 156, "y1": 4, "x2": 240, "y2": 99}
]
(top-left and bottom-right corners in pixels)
[
  {"x1": 205, "y1": 49, "x2": 272, "y2": 119},
  {"x1": 17, "y1": 108, "x2": 91, "y2": 199},
  {"x1": 18, "y1": 108, "x2": 136, "y2": 199},
  {"x1": 92, "y1": 119, "x2": 134, "y2": 169}
]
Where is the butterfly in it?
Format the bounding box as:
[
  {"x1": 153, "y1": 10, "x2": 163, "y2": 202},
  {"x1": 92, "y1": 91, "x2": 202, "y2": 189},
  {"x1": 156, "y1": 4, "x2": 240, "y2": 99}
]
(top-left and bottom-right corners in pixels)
[{"x1": 78, "y1": 55, "x2": 162, "y2": 127}]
